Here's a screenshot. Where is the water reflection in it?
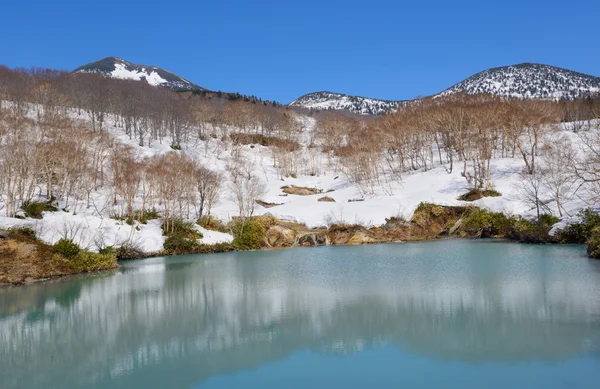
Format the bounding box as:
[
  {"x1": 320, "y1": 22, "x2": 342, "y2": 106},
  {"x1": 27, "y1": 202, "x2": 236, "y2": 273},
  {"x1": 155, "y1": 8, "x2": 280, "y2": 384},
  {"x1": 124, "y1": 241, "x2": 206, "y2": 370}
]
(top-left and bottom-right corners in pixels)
[{"x1": 1, "y1": 241, "x2": 600, "y2": 389}]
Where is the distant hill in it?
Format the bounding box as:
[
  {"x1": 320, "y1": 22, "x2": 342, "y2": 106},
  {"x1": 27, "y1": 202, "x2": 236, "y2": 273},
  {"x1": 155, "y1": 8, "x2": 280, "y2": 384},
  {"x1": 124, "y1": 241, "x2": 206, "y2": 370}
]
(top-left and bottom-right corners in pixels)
[
  {"x1": 288, "y1": 91, "x2": 405, "y2": 115},
  {"x1": 435, "y1": 63, "x2": 600, "y2": 100},
  {"x1": 290, "y1": 63, "x2": 600, "y2": 115}
]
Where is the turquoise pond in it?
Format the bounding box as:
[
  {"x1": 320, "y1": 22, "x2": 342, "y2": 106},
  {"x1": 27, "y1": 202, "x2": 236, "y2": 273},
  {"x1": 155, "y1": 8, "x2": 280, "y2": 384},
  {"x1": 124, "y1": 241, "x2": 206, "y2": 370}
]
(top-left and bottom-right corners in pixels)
[{"x1": 1, "y1": 240, "x2": 600, "y2": 388}]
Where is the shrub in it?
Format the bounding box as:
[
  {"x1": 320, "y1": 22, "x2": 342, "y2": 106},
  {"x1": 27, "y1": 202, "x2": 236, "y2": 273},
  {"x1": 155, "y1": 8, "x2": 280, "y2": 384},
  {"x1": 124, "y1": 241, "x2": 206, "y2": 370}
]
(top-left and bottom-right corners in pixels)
[
  {"x1": 462, "y1": 208, "x2": 515, "y2": 238},
  {"x1": 99, "y1": 245, "x2": 144, "y2": 260},
  {"x1": 163, "y1": 235, "x2": 201, "y2": 254},
  {"x1": 509, "y1": 214, "x2": 559, "y2": 244},
  {"x1": 22, "y1": 201, "x2": 58, "y2": 219},
  {"x1": 8, "y1": 227, "x2": 38, "y2": 241},
  {"x1": 53, "y1": 239, "x2": 81, "y2": 259},
  {"x1": 194, "y1": 242, "x2": 237, "y2": 253},
  {"x1": 232, "y1": 219, "x2": 266, "y2": 250},
  {"x1": 170, "y1": 144, "x2": 181, "y2": 150},
  {"x1": 162, "y1": 218, "x2": 203, "y2": 254},
  {"x1": 539, "y1": 214, "x2": 560, "y2": 227},
  {"x1": 139, "y1": 208, "x2": 160, "y2": 222},
  {"x1": 555, "y1": 208, "x2": 600, "y2": 243},
  {"x1": 197, "y1": 215, "x2": 229, "y2": 233},
  {"x1": 115, "y1": 246, "x2": 145, "y2": 260},
  {"x1": 458, "y1": 189, "x2": 502, "y2": 202},
  {"x1": 162, "y1": 218, "x2": 202, "y2": 239},
  {"x1": 98, "y1": 246, "x2": 113, "y2": 255},
  {"x1": 587, "y1": 228, "x2": 600, "y2": 259},
  {"x1": 67, "y1": 251, "x2": 117, "y2": 272},
  {"x1": 111, "y1": 208, "x2": 161, "y2": 225}
]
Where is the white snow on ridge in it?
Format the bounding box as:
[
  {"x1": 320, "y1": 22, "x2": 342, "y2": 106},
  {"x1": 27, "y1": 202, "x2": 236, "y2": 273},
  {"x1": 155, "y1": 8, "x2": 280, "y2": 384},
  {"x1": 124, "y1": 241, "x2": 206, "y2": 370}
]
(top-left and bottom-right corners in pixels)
[
  {"x1": 110, "y1": 63, "x2": 167, "y2": 86},
  {"x1": 289, "y1": 92, "x2": 403, "y2": 115},
  {"x1": 437, "y1": 63, "x2": 600, "y2": 100}
]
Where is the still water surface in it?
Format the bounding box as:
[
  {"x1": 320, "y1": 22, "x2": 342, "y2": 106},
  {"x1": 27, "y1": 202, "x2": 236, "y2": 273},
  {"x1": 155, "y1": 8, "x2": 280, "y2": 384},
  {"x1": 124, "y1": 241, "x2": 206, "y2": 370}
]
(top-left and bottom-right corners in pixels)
[{"x1": 1, "y1": 240, "x2": 600, "y2": 388}]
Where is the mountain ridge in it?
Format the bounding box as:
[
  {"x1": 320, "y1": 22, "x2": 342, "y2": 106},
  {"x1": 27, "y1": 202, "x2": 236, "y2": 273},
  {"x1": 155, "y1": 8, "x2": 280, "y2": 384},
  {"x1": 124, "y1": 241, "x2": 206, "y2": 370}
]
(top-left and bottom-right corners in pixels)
[
  {"x1": 291, "y1": 63, "x2": 600, "y2": 115},
  {"x1": 73, "y1": 57, "x2": 600, "y2": 115}
]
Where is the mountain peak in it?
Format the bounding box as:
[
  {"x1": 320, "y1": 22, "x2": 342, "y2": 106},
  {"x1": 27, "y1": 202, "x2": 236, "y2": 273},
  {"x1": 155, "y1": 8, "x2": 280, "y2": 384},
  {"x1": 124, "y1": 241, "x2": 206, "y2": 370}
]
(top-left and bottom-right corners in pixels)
[
  {"x1": 73, "y1": 57, "x2": 206, "y2": 92},
  {"x1": 436, "y1": 63, "x2": 600, "y2": 99}
]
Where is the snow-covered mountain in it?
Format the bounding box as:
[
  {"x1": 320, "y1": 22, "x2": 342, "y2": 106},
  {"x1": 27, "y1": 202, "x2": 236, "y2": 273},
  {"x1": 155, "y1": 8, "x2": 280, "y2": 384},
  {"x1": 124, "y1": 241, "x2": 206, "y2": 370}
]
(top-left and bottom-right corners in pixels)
[
  {"x1": 291, "y1": 64, "x2": 600, "y2": 115},
  {"x1": 73, "y1": 56, "x2": 206, "y2": 92},
  {"x1": 288, "y1": 91, "x2": 405, "y2": 115},
  {"x1": 436, "y1": 63, "x2": 600, "y2": 100}
]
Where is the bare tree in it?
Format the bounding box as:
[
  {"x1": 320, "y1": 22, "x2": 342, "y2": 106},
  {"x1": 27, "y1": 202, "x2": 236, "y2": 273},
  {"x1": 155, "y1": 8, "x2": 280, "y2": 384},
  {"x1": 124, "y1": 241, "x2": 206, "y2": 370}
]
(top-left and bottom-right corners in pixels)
[
  {"x1": 229, "y1": 173, "x2": 267, "y2": 220},
  {"x1": 516, "y1": 168, "x2": 551, "y2": 222},
  {"x1": 541, "y1": 136, "x2": 576, "y2": 216},
  {"x1": 196, "y1": 166, "x2": 223, "y2": 220}
]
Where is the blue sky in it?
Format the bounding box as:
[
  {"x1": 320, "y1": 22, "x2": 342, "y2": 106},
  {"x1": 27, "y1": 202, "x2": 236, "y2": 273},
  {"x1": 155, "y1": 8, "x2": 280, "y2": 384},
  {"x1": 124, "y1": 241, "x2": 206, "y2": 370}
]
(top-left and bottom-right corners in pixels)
[{"x1": 1, "y1": 0, "x2": 599, "y2": 103}]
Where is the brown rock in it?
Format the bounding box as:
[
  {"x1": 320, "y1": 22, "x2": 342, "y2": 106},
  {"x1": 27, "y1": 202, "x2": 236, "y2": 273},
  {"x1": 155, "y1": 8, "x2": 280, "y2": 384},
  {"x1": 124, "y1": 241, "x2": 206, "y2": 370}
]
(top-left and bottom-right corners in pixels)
[
  {"x1": 265, "y1": 225, "x2": 297, "y2": 248},
  {"x1": 256, "y1": 200, "x2": 283, "y2": 208},
  {"x1": 295, "y1": 232, "x2": 329, "y2": 247}
]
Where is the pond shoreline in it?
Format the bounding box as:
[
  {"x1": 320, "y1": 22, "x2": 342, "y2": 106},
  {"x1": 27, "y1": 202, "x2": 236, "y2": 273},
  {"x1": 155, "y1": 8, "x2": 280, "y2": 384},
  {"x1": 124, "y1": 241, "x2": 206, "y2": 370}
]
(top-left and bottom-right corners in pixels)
[
  {"x1": 2, "y1": 203, "x2": 599, "y2": 286},
  {"x1": 0, "y1": 235, "x2": 586, "y2": 287}
]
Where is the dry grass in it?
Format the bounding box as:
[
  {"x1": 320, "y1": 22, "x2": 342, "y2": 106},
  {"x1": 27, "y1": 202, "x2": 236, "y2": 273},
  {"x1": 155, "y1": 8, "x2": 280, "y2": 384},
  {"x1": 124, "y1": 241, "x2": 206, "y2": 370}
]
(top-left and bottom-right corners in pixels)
[
  {"x1": 281, "y1": 185, "x2": 323, "y2": 196},
  {"x1": 317, "y1": 196, "x2": 336, "y2": 202}
]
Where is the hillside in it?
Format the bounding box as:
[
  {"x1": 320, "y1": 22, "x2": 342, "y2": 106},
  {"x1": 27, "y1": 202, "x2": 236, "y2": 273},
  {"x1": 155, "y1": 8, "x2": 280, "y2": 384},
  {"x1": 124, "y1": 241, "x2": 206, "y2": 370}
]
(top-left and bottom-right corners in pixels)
[{"x1": 1, "y1": 63, "x2": 600, "y2": 258}]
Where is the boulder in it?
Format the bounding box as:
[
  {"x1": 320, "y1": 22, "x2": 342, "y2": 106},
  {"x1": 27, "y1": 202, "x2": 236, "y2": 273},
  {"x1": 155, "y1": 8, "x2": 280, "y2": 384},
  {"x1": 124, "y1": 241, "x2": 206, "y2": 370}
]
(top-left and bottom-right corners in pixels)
[
  {"x1": 265, "y1": 225, "x2": 297, "y2": 248},
  {"x1": 0, "y1": 231, "x2": 9, "y2": 239}
]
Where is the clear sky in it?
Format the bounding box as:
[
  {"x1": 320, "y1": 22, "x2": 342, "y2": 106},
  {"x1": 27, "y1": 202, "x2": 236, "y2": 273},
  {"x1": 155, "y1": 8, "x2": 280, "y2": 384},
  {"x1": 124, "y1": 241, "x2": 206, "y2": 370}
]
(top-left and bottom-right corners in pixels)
[{"x1": 1, "y1": 0, "x2": 599, "y2": 103}]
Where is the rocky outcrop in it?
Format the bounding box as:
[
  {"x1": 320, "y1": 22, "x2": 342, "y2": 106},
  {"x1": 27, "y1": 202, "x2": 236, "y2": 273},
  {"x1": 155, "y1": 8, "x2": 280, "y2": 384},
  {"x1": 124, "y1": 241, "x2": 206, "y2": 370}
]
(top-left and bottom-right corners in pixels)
[
  {"x1": 346, "y1": 232, "x2": 378, "y2": 245},
  {"x1": 264, "y1": 225, "x2": 297, "y2": 248},
  {"x1": 258, "y1": 204, "x2": 475, "y2": 250},
  {"x1": 295, "y1": 232, "x2": 329, "y2": 247},
  {"x1": 327, "y1": 224, "x2": 368, "y2": 245}
]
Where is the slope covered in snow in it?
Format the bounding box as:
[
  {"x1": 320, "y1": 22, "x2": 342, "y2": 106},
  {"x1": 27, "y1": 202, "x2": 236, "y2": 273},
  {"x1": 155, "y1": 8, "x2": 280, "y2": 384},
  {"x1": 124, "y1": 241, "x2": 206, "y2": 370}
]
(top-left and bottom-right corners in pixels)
[
  {"x1": 74, "y1": 56, "x2": 206, "y2": 91},
  {"x1": 289, "y1": 91, "x2": 405, "y2": 115},
  {"x1": 1, "y1": 96, "x2": 597, "y2": 254},
  {"x1": 436, "y1": 63, "x2": 600, "y2": 100}
]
